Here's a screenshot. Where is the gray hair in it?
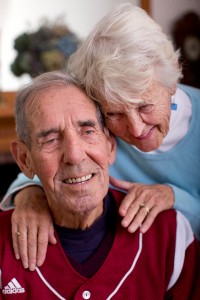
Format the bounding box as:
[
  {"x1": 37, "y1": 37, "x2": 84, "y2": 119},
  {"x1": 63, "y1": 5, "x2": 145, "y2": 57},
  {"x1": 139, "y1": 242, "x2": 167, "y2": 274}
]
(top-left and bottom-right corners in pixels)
[
  {"x1": 15, "y1": 70, "x2": 105, "y2": 147},
  {"x1": 67, "y1": 3, "x2": 182, "y2": 106}
]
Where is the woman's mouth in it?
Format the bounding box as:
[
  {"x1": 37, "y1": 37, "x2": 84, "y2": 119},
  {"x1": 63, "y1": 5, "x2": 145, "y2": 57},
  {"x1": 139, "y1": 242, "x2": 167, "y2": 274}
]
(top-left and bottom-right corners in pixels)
[{"x1": 138, "y1": 127, "x2": 155, "y2": 140}]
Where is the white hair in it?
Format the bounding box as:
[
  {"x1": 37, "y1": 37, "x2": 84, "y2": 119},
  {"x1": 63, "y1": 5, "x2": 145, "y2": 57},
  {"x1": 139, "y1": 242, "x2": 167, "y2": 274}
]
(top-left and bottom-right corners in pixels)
[{"x1": 67, "y1": 3, "x2": 182, "y2": 106}]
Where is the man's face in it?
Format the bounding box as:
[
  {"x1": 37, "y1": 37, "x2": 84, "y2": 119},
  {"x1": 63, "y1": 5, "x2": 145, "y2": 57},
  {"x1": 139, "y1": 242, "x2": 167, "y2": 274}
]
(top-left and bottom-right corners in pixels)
[{"x1": 25, "y1": 85, "x2": 115, "y2": 222}]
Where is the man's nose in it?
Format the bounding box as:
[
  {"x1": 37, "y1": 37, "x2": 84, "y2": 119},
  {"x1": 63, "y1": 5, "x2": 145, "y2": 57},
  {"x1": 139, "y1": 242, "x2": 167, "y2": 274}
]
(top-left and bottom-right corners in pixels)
[
  {"x1": 62, "y1": 134, "x2": 86, "y2": 165},
  {"x1": 126, "y1": 111, "x2": 145, "y2": 137}
]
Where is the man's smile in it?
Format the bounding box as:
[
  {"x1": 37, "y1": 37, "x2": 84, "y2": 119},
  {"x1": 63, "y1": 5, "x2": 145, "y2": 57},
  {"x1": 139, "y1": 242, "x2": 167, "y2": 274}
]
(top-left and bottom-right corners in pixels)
[{"x1": 63, "y1": 173, "x2": 93, "y2": 184}]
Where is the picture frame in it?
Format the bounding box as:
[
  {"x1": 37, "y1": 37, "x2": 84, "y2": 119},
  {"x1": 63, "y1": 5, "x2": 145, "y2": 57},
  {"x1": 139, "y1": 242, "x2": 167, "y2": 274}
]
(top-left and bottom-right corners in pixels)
[{"x1": 141, "y1": 0, "x2": 151, "y2": 14}]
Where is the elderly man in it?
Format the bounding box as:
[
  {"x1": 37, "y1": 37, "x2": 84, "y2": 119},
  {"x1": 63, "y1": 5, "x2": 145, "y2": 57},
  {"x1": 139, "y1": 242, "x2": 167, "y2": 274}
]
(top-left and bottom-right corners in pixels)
[{"x1": 0, "y1": 71, "x2": 199, "y2": 299}]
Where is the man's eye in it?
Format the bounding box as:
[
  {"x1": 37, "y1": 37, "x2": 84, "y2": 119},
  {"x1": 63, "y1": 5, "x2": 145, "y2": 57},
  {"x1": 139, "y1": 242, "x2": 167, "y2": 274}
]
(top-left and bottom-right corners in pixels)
[
  {"x1": 85, "y1": 129, "x2": 95, "y2": 135},
  {"x1": 46, "y1": 138, "x2": 57, "y2": 143},
  {"x1": 43, "y1": 138, "x2": 58, "y2": 145}
]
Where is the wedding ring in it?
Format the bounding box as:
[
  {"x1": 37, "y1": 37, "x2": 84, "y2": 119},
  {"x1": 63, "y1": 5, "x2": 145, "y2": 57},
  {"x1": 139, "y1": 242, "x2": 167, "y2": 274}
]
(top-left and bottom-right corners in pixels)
[
  {"x1": 139, "y1": 203, "x2": 150, "y2": 214},
  {"x1": 144, "y1": 206, "x2": 150, "y2": 214}
]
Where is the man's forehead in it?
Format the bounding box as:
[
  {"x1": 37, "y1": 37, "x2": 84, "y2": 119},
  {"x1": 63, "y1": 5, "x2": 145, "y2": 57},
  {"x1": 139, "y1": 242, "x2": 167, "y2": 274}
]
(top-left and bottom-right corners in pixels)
[
  {"x1": 27, "y1": 94, "x2": 99, "y2": 128},
  {"x1": 26, "y1": 85, "x2": 96, "y2": 114}
]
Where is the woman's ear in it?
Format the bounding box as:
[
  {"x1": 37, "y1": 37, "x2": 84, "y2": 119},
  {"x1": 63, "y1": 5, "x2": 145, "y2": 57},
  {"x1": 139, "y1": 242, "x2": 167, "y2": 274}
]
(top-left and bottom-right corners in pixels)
[
  {"x1": 104, "y1": 128, "x2": 116, "y2": 165},
  {"x1": 171, "y1": 83, "x2": 177, "y2": 95},
  {"x1": 10, "y1": 140, "x2": 35, "y2": 179}
]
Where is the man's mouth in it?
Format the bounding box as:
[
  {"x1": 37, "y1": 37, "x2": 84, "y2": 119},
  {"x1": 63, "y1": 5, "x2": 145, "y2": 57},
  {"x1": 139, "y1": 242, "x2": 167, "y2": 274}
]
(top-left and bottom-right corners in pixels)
[{"x1": 64, "y1": 174, "x2": 93, "y2": 184}]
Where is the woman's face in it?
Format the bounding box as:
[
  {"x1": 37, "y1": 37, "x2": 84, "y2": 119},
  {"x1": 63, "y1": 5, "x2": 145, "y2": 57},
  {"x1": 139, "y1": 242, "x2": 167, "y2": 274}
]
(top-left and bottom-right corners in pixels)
[{"x1": 101, "y1": 81, "x2": 172, "y2": 152}]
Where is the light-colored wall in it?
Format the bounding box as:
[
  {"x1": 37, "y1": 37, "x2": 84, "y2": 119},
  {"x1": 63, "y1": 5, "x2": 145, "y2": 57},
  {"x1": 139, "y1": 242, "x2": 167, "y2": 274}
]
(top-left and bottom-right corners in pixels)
[
  {"x1": 151, "y1": 0, "x2": 200, "y2": 35},
  {"x1": 1, "y1": 0, "x2": 200, "y2": 91},
  {"x1": 0, "y1": 0, "x2": 139, "y2": 91}
]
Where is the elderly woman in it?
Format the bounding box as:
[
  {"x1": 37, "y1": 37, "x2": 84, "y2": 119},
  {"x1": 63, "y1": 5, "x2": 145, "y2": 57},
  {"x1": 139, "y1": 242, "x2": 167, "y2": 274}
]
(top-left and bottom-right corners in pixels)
[{"x1": 1, "y1": 4, "x2": 200, "y2": 269}]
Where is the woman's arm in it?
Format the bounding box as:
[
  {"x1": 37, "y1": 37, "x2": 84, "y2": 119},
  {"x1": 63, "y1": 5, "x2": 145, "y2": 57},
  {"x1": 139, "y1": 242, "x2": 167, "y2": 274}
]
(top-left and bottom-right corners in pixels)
[{"x1": 0, "y1": 172, "x2": 42, "y2": 210}]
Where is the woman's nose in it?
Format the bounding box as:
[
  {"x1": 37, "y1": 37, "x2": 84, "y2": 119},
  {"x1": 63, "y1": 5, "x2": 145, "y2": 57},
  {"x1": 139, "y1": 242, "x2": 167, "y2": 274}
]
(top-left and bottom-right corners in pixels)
[{"x1": 126, "y1": 111, "x2": 145, "y2": 137}]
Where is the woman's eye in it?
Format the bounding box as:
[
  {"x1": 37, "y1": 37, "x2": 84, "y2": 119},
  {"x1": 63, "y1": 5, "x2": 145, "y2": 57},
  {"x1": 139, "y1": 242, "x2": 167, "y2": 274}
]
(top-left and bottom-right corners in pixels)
[
  {"x1": 105, "y1": 112, "x2": 123, "y2": 120},
  {"x1": 139, "y1": 104, "x2": 154, "y2": 113},
  {"x1": 106, "y1": 112, "x2": 115, "y2": 116}
]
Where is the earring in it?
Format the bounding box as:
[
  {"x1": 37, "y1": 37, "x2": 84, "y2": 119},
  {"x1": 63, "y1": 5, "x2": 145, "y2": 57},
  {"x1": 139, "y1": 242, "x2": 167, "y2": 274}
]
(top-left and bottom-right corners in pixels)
[{"x1": 171, "y1": 95, "x2": 177, "y2": 110}]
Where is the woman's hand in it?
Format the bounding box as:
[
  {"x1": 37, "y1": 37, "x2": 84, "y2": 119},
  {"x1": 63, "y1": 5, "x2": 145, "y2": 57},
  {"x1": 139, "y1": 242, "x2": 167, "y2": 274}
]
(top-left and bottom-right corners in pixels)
[
  {"x1": 11, "y1": 186, "x2": 56, "y2": 271},
  {"x1": 110, "y1": 176, "x2": 174, "y2": 234}
]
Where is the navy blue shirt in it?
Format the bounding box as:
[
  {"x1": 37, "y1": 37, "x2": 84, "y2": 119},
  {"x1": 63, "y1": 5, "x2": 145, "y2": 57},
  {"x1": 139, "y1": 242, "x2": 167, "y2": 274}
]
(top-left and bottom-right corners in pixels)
[{"x1": 55, "y1": 192, "x2": 117, "y2": 277}]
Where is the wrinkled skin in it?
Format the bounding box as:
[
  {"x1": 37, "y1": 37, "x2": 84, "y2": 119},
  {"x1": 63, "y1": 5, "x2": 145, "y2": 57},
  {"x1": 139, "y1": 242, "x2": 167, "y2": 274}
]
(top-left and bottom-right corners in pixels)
[{"x1": 11, "y1": 81, "x2": 176, "y2": 270}]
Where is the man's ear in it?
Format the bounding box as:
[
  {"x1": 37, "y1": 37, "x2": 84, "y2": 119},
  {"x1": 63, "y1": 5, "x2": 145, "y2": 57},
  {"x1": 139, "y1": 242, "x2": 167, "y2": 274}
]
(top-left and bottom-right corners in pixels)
[
  {"x1": 104, "y1": 128, "x2": 116, "y2": 165},
  {"x1": 10, "y1": 140, "x2": 35, "y2": 179}
]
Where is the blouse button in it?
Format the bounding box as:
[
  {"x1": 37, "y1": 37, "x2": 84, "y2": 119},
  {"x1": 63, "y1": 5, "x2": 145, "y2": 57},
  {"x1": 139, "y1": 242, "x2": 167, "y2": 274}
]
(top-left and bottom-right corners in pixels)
[{"x1": 82, "y1": 290, "x2": 91, "y2": 299}]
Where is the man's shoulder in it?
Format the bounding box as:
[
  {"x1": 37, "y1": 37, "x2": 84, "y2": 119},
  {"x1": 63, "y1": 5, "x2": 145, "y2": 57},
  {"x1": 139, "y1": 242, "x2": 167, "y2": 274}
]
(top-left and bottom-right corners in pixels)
[
  {"x1": 109, "y1": 188, "x2": 126, "y2": 199},
  {"x1": 0, "y1": 210, "x2": 13, "y2": 251},
  {"x1": 155, "y1": 209, "x2": 176, "y2": 223},
  {"x1": 108, "y1": 188, "x2": 126, "y2": 208},
  {"x1": 156, "y1": 209, "x2": 192, "y2": 232},
  {"x1": 108, "y1": 189, "x2": 195, "y2": 243},
  {"x1": 0, "y1": 209, "x2": 13, "y2": 219},
  {"x1": 108, "y1": 188, "x2": 177, "y2": 225},
  {"x1": 0, "y1": 210, "x2": 13, "y2": 229},
  {"x1": 148, "y1": 209, "x2": 195, "y2": 248}
]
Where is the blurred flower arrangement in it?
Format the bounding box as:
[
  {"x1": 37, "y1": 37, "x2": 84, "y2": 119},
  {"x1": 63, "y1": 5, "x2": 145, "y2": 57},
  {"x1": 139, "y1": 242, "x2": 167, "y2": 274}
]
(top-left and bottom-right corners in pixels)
[{"x1": 10, "y1": 21, "x2": 80, "y2": 77}]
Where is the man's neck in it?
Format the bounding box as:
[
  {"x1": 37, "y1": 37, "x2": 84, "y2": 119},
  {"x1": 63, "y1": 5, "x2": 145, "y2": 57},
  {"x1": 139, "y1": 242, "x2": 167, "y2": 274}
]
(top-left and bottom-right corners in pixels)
[
  {"x1": 55, "y1": 193, "x2": 116, "y2": 277},
  {"x1": 52, "y1": 202, "x2": 104, "y2": 230}
]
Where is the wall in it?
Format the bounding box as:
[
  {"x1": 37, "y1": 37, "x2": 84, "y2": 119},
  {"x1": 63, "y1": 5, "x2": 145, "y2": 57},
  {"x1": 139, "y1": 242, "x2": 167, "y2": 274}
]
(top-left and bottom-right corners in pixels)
[
  {"x1": 1, "y1": 0, "x2": 200, "y2": 92},
  {"x1": 0, "y1": 0, "x2": 140, "y2": 92},
  {"x1": 151, "y1": 0, "x2": 200, "y2": 35}
]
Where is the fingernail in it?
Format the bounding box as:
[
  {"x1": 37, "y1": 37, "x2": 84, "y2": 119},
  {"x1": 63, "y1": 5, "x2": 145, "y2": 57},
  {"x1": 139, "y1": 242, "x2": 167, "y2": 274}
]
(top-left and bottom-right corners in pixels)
[
  {"x1": 119, "y1": 209, "x2": 126, "y2": 217},
  {"x1": 140, "y1": 227, "x2": 146, "y2": 234},
  {"x1": 121, "y1": 220, "x2": 128, "y2": 227},
  {"x1": 23, "y1": 262, "x2": 28, "y2": 269},
  {"x1": 29, "y1": 264, "x2": 36, "y2": 271},
  {"x1": 37, "y1": 259, "x2": 43, "y2": 267},
  {"x1": 128, "y1": 227, "x2": 136, "y2": 233}
]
